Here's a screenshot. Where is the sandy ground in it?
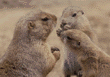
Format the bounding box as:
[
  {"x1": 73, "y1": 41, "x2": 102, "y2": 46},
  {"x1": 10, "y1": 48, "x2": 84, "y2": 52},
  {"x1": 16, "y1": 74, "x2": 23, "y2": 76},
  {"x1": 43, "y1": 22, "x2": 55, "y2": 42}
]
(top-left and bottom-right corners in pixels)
[{"x1": 0, "y1": 0, "x2": 110, "y2": 77}]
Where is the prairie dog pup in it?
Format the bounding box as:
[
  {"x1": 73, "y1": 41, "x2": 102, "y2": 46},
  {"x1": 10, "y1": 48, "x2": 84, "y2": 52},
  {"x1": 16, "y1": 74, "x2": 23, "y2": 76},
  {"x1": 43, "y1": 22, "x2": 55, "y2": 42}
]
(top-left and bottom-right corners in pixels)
[
  {"x1": 0, "y1": 10, "x2": 59, "y2": 77},
  {"x1": 57, "y1": 29, "x2": 110, "y2": 77},
  {"x1": 60, "y1": 6, "x2": 98, "y2": 77}
]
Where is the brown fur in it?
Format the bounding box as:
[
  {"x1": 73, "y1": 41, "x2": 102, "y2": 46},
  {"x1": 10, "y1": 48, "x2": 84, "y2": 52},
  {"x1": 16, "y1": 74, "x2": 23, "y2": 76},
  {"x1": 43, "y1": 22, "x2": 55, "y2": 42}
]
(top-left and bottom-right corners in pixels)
[
  {"x1": 60, "y1": 6, "x2": 98, "y2": 44},
  {"x1": 57, "y1": 29, "x2": 110, "y2": 77},
  {"x1": 47, "y1": 6, "x2": 98, "y2": 77},
  {"x1": 60, "y1": 6, "x2": 98, "y2": 77},
  {"x1": 0, "y1": 10, "x2": 60, "y2": 77}
]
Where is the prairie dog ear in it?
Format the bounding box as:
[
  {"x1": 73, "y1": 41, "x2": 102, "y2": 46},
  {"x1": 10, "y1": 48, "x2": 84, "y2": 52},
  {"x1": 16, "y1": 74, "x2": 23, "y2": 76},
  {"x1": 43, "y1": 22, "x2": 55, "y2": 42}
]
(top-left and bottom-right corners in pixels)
[
  {"x1": 78, "y1": 10, "x2": 84, "y2": 15},
  {"x1": 81, "y1": 10, "x2": 84, "y2": 14},
  {"x1": 28, "y1": 21, "x2": 35, "y2": 29}
]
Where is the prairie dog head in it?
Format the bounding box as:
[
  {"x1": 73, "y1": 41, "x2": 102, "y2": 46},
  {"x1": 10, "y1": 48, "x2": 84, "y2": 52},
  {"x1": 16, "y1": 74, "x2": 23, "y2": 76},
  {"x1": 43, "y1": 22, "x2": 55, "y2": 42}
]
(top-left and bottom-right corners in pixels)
[
  {"x1": 57, "y1": 29, "x2": 93, "y2": 54},
  {"x1": 14, "y1": 10, "x2": 57, "y2": 41},
  {"x1": 60, "y1": 6, "x2": 90, "y2": 31}
]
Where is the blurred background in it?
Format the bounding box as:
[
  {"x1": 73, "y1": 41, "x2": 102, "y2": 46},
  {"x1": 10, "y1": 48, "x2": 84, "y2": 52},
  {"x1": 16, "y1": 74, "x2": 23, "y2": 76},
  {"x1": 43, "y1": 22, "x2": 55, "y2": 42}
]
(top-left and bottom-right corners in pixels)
[
  {"x1": 0, "y1": 0, "x2": 110, "y2": 74},
  {"x1": 0, "y1": 0, "x2": 110, "y2": 77}
]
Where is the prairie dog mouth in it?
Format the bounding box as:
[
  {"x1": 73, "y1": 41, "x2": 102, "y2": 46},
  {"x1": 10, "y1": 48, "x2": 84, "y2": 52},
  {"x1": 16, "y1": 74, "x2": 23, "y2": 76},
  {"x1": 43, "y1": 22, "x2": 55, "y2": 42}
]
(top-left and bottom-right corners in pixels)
[{"x1": 60, "y1": 22, "x2": 73, "y2": 28}]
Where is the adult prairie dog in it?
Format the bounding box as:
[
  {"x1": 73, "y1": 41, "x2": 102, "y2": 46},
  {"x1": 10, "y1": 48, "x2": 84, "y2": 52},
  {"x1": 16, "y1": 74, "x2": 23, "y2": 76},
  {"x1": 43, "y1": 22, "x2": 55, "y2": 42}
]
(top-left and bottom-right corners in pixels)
[
  {"x1": 57, "y1": 29, "x2": 110, "y2": 77},
  {"x1": 0, "y1": 10, "x2": 60, "y2": 77}
]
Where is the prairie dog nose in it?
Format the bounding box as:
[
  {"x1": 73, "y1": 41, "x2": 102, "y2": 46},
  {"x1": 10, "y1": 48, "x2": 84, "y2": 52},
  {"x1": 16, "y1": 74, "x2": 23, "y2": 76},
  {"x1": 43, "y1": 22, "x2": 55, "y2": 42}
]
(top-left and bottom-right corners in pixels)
[{"x1": 60, "y1": 19, "x2": 67, "y2": 28}]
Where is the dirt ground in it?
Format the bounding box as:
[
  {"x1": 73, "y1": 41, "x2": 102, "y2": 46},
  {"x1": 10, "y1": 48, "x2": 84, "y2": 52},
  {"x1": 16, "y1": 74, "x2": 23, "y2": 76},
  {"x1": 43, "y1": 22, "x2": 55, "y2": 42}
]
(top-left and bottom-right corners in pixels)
[{"x1": 0, "y1": 0, "x2": 110, "y2": 77}]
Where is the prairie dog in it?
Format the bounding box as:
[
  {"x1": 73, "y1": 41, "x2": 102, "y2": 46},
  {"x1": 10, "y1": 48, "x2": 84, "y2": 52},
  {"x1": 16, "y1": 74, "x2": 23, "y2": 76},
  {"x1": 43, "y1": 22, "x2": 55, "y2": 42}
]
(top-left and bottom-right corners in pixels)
[
  {"x1": 57, "y1": 29, "x2": 110, "y2": 77},
  {"x1": 60, "y1": 6, "x2": 98, "y2": 77},
  {"x1": 60, "y1": 6, "x2": 98, "y2": 44},
  {"x1": 0, "y1": 10, "x2": 60, "y2": 77}
]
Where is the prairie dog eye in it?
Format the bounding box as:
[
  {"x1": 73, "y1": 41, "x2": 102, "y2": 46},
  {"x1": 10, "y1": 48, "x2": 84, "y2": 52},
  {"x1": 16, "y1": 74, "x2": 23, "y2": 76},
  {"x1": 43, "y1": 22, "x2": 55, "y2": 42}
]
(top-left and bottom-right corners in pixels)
[
  {"x1": 78, "y1": 42, "x2": 80, "y2": 46},
  {"x1": 42, "y1": 17, "x2": 49, "y2": 21},
  {"x1": 72, "y1": 13, "x2": 77, "y2": 17},
  {"x1": 67, "y1": 36, "x2": 72, "y2": 40}
]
